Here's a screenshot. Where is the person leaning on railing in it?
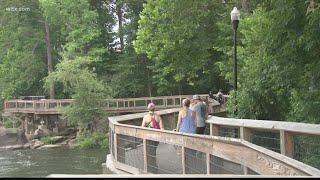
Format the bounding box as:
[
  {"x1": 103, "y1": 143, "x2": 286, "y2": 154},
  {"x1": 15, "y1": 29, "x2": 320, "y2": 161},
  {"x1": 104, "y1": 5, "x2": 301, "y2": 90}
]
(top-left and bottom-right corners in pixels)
[{"x1": 141, "y1": 102, "x2": 163, "y2": 173}]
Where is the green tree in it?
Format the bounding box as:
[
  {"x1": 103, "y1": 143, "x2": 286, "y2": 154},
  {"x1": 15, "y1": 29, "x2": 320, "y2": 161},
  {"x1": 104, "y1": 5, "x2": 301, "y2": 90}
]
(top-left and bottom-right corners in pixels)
[
  {"x1": 227, "y1": 0, "x2": 319, "y2": 122},
  {"x1": 109, "y1": 0, "x2": 155, "y2": 98},
  {"x1": 41, "y1": 0, "x2": 109, "y2": 132},
  {"x1": 134, "y1": 0, "x2": 230, "y2": 95},
  {"x1": 0, "y1": 0, "x2": 47, "y2": 109}
]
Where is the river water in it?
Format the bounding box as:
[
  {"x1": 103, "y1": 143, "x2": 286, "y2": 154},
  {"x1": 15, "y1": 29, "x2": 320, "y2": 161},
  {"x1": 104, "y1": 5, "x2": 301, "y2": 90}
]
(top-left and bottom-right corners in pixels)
[{"x1": 0, "y1": 148, "x2": 110, "y2": 177}]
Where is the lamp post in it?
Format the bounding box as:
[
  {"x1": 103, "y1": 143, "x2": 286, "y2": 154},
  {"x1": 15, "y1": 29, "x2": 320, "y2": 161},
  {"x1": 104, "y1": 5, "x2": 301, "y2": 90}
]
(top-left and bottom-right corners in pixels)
[{"x1": 231, "y1": 7, "x2": 240, "y2": 114}]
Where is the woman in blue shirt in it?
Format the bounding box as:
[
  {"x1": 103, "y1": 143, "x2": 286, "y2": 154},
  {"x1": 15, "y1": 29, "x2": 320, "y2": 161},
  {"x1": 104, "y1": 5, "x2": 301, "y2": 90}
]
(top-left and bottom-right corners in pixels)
[{"x1": 175, "y1": 98, "x2": 196, "y2": 134}]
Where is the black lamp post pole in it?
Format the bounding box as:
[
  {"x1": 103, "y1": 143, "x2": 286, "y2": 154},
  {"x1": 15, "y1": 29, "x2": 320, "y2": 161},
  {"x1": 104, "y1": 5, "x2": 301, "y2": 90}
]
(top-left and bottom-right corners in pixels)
[{"x1": 232, "y1": 19, "x2": 239, "y2": 114}]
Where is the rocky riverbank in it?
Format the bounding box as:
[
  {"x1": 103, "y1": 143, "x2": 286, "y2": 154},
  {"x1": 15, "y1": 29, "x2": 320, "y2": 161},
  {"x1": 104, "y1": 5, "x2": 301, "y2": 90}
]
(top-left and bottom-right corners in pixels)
[
  {"x1": 0, "y1": 126, "x2": 79, "y2": 150},
  {"x1": 0, "y1": 135, "x2": 79, "y2": 150}
]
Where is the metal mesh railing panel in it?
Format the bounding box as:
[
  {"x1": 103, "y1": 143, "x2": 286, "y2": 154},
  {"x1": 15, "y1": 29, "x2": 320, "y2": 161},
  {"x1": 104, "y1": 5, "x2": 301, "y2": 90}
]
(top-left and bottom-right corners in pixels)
[
  {"x1": 293, "y1": 135, "x2": 320, "y2": 169},
  {"x1": 135, "y1": 100, "x2": 146, "y2": 107},
  {"x1": 161, "y1": 113, "x2": 178, "y2": 130},
  {"x1": 117, "y1": 134, "x2": 144, "y2": 170},
  {"x1": 204, "y1": 125, "x2": 210, "y2": 135},
  {"x1": 26, "y1": 102, "x2": 33, "y2": 108},
  {"x1": 152, "y1": 99, "x2": 165, "y2": 106},
  {"x1": 49, "y1": 102, "x2": 57, "y2": 108},
  {"x1": 247, "y1": 168, "x2": 259, "y2": 175},
  {"x1": 218, "y1": 126, "x2": 239, "y2": 138},
  {"x1": 167, "y1": 99, "x2": 174, "y2": 106},
  {"x1": 175, "y1": 98, "x2": 181, "y2": 106},
  {"x1": 209, "y1": 155, "x2": 243, "y2": 174},
  {"x1": 251, "y1": 130, "x2": 280, "y2": 153},
  {"x1": 185, "y1": 148, "x2": 207, "y2": 174},
  {"x1": 18, "y1": 102, "x2": 24, "y2": 108},
  {"x1": 146, "y1": 141, "x2": 182, "y2": 174}
]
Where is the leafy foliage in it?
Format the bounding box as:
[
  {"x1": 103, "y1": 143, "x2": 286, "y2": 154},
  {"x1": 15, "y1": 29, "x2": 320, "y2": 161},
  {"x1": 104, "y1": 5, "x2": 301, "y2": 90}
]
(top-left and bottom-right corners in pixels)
[
  {"x1": 41, "y1": 0, "x2": 109, "y2": 131},
  {"x1": 0, "y1": 0, "x2": 47, "y2": 107},
  {"x1": 78, "y1": 132, "x2": 108, "y2": 149},
  {"x1": 134, "y1": 0, "x2": 230, "y2": 94}
]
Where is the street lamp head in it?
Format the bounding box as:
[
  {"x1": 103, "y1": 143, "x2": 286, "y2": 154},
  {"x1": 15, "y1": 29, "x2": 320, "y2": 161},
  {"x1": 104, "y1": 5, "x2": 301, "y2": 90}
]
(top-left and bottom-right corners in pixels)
[
  {"x1": 231, "y1": 7, "x2": 240, "y2": 21},
  {"x1": 231, "y1": 7, "x2": 240, "y2": 31}
]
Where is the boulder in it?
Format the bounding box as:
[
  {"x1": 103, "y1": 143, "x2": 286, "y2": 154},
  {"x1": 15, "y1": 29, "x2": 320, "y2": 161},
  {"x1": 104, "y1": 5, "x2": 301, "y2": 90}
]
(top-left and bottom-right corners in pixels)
[
  {"x1": 67, "y1": 139, "x2": 79, "y2": 148},
  {"x1": 23, "y1": 143, "x2": 31, "y2": 149},
  {"x1": 37, "y1": 144, "x2": 63, "y2": 150},
  {"x1": 59, "y1": 139, "x2": 69, "y2": 145},
  {"x1": 0, "y1": 127, "x2": 6, "y2": 136},
  {"x1": 48, "y1": 136, "x2": 65, "y2": 144},
  {"x1": 0, "y1": 144, "x2": 24, "y2": 150},
  {"x1": 30, "y1": 139, "x2": 44, "y2": 149}
]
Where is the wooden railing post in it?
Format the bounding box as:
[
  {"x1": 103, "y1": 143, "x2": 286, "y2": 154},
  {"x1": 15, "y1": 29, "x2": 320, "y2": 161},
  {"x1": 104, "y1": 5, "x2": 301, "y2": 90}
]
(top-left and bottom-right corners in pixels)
[
  {"x1": 243, "y1": 165, "x2": 248, "y2": 175},
  {"x1": 182, "y1": 146, "x2": 186, "y2": 174},
  {"x1": 114, "y1": 133, "x2": 118, "y2": 162},
  {"x1": 240, "y1": 127, "x2": 253, "y2": 142},
  {"x1": 143, "y1": 139, "x2": 147, "y2": 173},
  {"x1": 280, "y1": 130, "x2": 294, "y2": 158},
  {"x1": 206, "y1": 153, "x2": 210, "y2": 174},
  {"x1": 240, "y1": 127, "x2": 253, "y2": 175},
  {"x1": 210, "y1": 124, "x2": 220, "y2": 136}
]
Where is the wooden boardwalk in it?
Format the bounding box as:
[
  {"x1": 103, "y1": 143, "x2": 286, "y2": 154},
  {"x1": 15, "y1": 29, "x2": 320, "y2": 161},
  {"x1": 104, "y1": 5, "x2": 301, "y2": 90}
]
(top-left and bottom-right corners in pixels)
[
  {"x1": 3, "y1": 94, "x2": 225, "y2": 115},
  {"x1": 108, "y1": 108, "x2": 320, "y2": 176}
]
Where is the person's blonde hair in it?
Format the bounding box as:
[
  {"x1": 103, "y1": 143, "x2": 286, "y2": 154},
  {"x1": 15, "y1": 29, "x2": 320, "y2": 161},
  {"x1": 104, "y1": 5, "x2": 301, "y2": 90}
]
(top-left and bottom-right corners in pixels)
[{"x1": 182, "y1": 98, "x2": 190, "y2": 107}]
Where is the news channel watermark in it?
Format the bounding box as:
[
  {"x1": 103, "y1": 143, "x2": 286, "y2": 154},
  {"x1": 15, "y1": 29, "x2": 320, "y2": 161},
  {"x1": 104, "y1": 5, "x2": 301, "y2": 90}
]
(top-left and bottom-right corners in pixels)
[{"x1": 5, "y1": 6, "x2": 31, "y2": 12}]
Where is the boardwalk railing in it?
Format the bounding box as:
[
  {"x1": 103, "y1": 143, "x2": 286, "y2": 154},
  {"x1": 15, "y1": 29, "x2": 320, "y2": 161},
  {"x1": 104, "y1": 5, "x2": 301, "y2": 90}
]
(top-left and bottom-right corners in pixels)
[
  {"x1": 206, "y1": 116, "x2": 320, "y2": 170},
  {"x1": 3, "y1": 94, "x2": 225, "y2": 114},
  {"x1": 3, "y1": 99, "x2": 73, "y2": 114},
  {"x1": 108, "y1": 108, "x2": 320, "y2": 176}
]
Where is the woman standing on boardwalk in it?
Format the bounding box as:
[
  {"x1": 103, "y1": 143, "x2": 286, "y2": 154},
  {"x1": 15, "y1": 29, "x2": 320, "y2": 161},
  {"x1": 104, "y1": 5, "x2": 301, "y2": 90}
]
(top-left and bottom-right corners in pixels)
[
  {"x1": 175, "y1": 98, "x2": 196, "y2": 134},
  {"x1": 141, "y1": 102, "x2": 164, "y2": 130},
  {"x1": 141, "y1": 102, "x2": 163, "y2": 173}
]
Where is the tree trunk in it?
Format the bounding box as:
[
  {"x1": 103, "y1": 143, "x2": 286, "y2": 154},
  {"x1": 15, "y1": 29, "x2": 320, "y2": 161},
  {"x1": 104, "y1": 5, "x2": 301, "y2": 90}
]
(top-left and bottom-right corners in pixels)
[
  {"x1": 44, "y1": 19, "x2": 55, "y2": 99},
  {"x1": 117, "y1": 1, "x2": 124, "y2": 50},
  {"x1": 142, "y1": 55, "x2": 152, "y2": 97},
  {"x1": 241, "y1": 0, "x2": 250, "y2": 14}
]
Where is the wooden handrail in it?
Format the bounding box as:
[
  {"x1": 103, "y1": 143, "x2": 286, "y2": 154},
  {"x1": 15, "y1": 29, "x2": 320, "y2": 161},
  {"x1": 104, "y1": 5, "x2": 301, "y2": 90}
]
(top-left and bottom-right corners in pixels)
[
  {"x1": 108, "y1": 108, "x2": 320, "y2": 176},
  {"x1": 4, "y1": 93, "x2": 227, "y2": 104},
  {"x1": 206, "y1": 116, "x2": 320, "y2": 161},
  {"x1": 206, "y1": 116, "x2": 320, "y2": 136},
  {"x1": 3, "y1": 94, "x2": 225, "y2": 114}
]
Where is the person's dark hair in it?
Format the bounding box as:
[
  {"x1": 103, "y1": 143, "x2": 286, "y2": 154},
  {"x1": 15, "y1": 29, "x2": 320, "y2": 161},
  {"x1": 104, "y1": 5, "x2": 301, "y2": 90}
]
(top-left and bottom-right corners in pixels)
[{"x1": 182, "y1": 98, "x2": 191, "y2": 107}]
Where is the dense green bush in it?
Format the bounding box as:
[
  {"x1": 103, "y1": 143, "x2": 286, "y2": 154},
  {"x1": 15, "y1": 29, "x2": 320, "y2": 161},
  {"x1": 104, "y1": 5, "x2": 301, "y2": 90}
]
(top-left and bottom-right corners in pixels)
[{"x1": 78, "y1": 132, "x2": 108, "y2": 149}]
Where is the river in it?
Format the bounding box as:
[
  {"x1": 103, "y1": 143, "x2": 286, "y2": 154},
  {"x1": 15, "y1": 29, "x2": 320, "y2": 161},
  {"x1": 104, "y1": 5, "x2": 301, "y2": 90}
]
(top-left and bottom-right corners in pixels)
[{"x1": 0, "y1": 147, "x2": 111, "y2": 177}]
